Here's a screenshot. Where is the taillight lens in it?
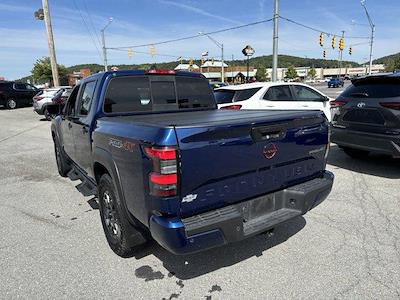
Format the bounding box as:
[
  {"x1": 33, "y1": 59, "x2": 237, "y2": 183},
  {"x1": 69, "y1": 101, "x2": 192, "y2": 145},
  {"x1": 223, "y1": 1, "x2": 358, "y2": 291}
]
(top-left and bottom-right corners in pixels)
[
  {"x1": 145, "y1": 147, "x2": 178, "y2": 197},
  {"x1": 330, "y1": 100, "x2": 347, "y2": 108},
  {"x1": 33, "y1": 96, "x2": 44, "y2": 101},
  {"x1": 380, "y1": 102, "x2": 400, "y2": 110},
  {"x1": 220, "y1": 104, "x2": 242, "y2": 110}
]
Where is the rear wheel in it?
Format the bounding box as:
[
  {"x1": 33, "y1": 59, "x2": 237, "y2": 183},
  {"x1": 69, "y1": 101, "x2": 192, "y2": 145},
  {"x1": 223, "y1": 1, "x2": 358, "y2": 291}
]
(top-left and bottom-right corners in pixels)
[
  {"x1": 54, "y1": 138, "x2": 71, "y2": 177},
  {"x1": 6, "y1": 98, "x2": 17, "y2": 109},
  {"x1": 98, "y1": 174, "x2": 148, "y2": 257},
  {"x1": 342, "y1": 147, "x2": 370, "y2": 158}
]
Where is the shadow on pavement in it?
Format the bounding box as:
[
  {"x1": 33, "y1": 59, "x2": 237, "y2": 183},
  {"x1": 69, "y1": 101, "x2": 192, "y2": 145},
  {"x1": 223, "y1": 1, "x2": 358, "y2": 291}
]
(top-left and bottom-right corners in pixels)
[
  {"x1": 328, "y1": 144, "x2": 400, "y2": 179},
  {"x1": 133, "y1": 216, "x2": 306, "y2": 280}
]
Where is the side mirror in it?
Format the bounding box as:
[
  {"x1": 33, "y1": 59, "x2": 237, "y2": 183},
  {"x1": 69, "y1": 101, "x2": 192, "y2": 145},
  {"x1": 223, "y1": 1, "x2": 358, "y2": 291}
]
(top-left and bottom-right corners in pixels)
[
  {"x1": 46, "y1": 103, "x2": 64, "y2": 118},
  {"x1": 323, "y1": 96, "x2": 330, "y2": 102}
]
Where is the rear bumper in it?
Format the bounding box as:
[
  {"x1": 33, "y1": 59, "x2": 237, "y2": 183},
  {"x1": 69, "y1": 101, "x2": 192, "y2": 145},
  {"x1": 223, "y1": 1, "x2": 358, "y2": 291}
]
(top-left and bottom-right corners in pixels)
[
  {"x1": 331, "y1": 127, "x2": 400, "y2": 157},
  {"x1": 149, "y1": 171, "x2": 334, "y2": 255}
]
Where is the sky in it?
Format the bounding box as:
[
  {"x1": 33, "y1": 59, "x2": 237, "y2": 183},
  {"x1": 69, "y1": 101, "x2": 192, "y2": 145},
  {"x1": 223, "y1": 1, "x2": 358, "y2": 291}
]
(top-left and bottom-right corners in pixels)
[{"x1": 0, "y1": 0, "x2": 399, "y2": 80}]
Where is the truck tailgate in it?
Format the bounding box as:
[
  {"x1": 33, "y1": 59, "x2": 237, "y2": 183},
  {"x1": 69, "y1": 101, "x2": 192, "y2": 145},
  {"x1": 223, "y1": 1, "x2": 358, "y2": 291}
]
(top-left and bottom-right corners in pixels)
[{"x1": 174, "y1": 110, "x2": 329, "y2": 217}]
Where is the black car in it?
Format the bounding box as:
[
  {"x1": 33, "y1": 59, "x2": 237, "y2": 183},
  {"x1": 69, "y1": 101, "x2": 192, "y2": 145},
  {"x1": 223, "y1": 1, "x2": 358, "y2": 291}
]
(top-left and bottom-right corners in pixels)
[
  {"x1": 331, "y1": 73, "x2": 400, "y2": 158},
  {"x1": 0, "y1": 81, "x2": 39, "y2": 109}
]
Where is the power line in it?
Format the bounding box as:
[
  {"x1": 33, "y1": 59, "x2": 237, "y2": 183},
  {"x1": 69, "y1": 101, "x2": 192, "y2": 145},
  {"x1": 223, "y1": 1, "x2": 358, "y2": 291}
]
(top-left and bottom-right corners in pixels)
[
  {"x1": 72, "y1": 0, "x2": 103, "y2": 61},
  {"x1": 82, "y1": 0, "x2": 102, "y2": 48},
  {"x1": 279, "y1": 16, "x2": 369, "y2": 39},
  {"x1": 108, "y1": 18, "x2": 273, "y2": 50}
]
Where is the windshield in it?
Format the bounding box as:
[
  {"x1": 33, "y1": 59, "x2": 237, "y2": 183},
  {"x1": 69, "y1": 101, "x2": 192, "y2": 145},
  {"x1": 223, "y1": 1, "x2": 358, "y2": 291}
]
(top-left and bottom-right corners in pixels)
[{"x1": 104, "y1": 75, "x2": 215, "y2": 113}]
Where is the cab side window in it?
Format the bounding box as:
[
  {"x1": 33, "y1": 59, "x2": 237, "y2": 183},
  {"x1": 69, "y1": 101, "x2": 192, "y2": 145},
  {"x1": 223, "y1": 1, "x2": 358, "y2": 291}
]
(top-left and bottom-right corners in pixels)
[{"x1": 78, "y1": 81, "x2": 96, "y2": 116}]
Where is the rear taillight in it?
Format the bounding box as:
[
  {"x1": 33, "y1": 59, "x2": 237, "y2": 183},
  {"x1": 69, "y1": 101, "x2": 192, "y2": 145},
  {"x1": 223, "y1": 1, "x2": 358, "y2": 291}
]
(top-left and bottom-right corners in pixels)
[
  {"x1": 220, "y1": 104, "x2": 242, "y2": 110},
  {"x1": 33, "y1": 96, "x2": 44, "y2": 101},
  {"x1": 380, "y1": 102, "x2": 400, "y2": 110},
  {"x1": 145, "y1": 147, "x2": 178, "y2": 197},
  {"x1": 330, "y1": 100, "x2": 347, "y2": 108}
]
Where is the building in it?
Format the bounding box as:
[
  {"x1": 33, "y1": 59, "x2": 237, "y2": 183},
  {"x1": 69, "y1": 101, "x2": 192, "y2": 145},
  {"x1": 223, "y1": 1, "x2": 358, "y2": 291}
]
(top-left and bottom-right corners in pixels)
[
  {"x1": 266, "y1": 64, "x2": 385, "y2": 81},
  {"x1": 67, "y1": 68, "x2": 91, "y2": 86},
  {"x1": 199, "y1": 60, "x2": 256, "y2": 83},
  {"x1": 174, "y1": 64, "x2": 200, "y2": 72}
]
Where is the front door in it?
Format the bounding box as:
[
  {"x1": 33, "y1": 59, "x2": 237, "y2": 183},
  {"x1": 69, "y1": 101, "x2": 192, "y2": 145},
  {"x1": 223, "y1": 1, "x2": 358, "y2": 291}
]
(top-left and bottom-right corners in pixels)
[{"x1": 290, "y1": 85, "x2": 331, "y2": 120}]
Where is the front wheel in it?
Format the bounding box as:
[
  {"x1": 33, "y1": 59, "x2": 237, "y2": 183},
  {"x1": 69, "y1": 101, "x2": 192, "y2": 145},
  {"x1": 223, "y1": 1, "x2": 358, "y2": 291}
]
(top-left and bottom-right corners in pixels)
[
  {"x1": 342, "y1": 147, "x2": 369, "y2": 158},
  {"x1": 6, "y1": 98, "x2": 17, "y2": 109},
  {"x1": 98, "y1": 174, "x2": 148, "y2": 257},
  {"x1": 44, "y1": 107, "x2": 52, "y2": 121}
]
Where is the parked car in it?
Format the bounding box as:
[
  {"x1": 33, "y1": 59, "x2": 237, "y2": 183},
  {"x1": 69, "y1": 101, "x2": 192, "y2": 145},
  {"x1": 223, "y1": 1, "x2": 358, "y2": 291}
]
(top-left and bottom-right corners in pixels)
[
  {"x1": 214, "y1": 82, "x2": 332, "y2": 121},
  {"x1": 0, "y1": 81, "x2": 39, "y2": 109},
  {"x1": 328, "y1": 78, "x2": 344, "y2": 88},
  {"x1": 33, "y1": 86, "x2": 71, "y2": 120},
  {"x1": 209, "y1": 81, "x2": 228, "y2": 90},
  {"x1": 49, "y1": 70, "x2": 333, "y2": 257},
  {"x1": 331, "y1": 73, "x2": 400, "y2": 158}
]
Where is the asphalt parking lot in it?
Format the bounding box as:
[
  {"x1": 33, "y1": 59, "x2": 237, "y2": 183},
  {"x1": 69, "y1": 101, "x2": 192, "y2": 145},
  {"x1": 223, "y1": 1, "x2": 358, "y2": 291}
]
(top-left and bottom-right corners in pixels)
[{"x1": 0, "y1": 107, "x2": 399, "y2": 299}]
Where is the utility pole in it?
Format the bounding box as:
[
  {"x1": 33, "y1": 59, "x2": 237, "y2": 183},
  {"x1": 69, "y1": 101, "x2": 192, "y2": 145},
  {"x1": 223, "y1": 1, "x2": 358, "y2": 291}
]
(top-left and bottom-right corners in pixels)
[
  {"x1": 271, "y1": 0, "x2": 279, "y2": 82},
  {"x1": 101, "y1": 18, "x2": 113, "y2": 72},
  {"x1": 199, "y1": 32, "x2": 225, "y2": 83},
  {"x1": 339, "y1": 31, "x2": 345, "y2": 78},
  {"x1": 361, "y1": 0, "x2": 375, "y2": 75},
  {"x1": 41, "y1": 0, "x2": 59, "y2": 87}
]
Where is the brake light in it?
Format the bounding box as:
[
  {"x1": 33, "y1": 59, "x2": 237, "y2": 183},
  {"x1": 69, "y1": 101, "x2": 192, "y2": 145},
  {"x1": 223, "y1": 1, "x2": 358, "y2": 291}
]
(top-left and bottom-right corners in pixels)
[
  {"x1": 380, "y1": 102, "x2": 400, "y2": 110},
  {"x1": 33, "y1": 96, "x2": 44, "y2": 101},
  {"x1": 330, "y1": 100, "x2": 347, "y2": 108},
  {"x1": 145, "y1": 147, "x2": 178, "y2": 197},
  {"x1": 220, "y1": 104, "x2": 242, "y2": 110},
  {"x1": 146, "y1": 69, "x2": 176, "y2": 75}
]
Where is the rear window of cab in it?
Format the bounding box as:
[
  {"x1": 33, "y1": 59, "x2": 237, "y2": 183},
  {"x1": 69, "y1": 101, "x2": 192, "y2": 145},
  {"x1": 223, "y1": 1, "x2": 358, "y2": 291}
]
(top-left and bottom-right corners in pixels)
[{"x1": 103, "y1": 75, "x2": 215, "y2": 113}]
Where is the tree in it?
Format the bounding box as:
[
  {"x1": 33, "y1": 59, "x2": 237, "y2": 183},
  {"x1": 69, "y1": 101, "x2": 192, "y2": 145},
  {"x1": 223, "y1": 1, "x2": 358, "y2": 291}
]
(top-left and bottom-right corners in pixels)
[
  {"x1": 384, "y1": 57, "x2": 400, "y2": 72},
  {"x1": 308, "y1": 67, "x2": 317, "y2": 79},
  {"x1": 285, "y1": 65, "x2": 298, "y2": 79},
  {"x1": 255, "y1": 67, "x2": 267, "y2": 81},
  {"x1": 31, "y1": 57, "x2": 68, "y2": 85}
]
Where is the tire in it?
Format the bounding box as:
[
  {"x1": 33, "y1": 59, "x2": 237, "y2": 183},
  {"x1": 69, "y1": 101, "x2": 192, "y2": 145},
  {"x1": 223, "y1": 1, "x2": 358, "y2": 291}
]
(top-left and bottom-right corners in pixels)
[
  {"x1": 342, "y1": 147, "x2": 370, "y2": 158},
  {"x1": 44, "y1": 107, "x2": 52, "y2": 121},
  {"x1": 6, "y1": 98, "x2": 17, "y2": 109},
  {"x1": 54, "y1": 138, "x2": 71, "y2": 177},
  {"x1": 98, "y1": 174, "x2": 148, "y2": 257}
]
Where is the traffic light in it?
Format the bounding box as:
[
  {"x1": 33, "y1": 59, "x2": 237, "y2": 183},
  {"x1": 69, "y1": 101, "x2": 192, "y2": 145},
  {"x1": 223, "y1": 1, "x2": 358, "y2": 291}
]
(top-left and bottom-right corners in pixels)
[
  {"x1": 127, "y1": 48, "x2": 133, "y2": 58},
  {"x1": 149, "y1": 46, "x2": 156, "y2": 57},
  {"x1": 331, "y1": 36, "x2": 336, "y2": 49},
  {"x1": 349, "y1": 46, "x2": 352, "y2": 55},
  {"x1": 323, "y1": 50, "x2": 326, "y2": 58},
  {"x1": 319, "y1": 33, "x2": 324, "y2": 47},
  {"x1": 339, "y1": 38, "x2": 345, "y2": 51}
]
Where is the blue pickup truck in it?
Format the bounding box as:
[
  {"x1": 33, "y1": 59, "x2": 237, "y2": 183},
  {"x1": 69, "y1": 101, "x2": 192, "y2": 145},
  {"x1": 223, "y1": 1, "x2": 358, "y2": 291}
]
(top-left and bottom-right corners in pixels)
[{"x1": 50, "y1": 69, "x2": 334, "y2": 257}]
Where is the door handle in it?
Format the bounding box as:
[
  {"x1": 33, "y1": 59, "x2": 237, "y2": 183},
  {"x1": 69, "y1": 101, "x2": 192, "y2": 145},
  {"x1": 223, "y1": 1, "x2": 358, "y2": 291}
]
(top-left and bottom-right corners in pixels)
[
  {"x1": 68, "y1": 123, "x2": 72, "y2": 129},
  {"x1": 302, "y1": 105, "x2": 309, "y2": 107}
]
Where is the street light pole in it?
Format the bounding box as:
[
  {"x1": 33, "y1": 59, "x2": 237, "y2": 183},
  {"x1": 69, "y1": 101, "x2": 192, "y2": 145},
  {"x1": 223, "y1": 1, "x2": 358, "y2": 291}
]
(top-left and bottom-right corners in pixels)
[
  {"x1": 271, "y1": 0, "x2": 279, "y2": 82},
  {"x1": 361, "y1": 0, "x2": 375, "y2": 75},
  {"x1": 199, "y1": 32, "x2": 225, "y2": 83},
  {"x1": 41, "y1": 0, "x2": 59, "y2": 87},
  {"x1": 101, "y1": 17, "x2": 113, "y2": 72}
]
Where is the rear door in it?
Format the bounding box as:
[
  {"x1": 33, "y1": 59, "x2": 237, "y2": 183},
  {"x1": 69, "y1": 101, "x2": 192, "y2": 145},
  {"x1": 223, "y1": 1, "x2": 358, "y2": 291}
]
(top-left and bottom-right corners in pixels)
[
  {"x1": 334, "y1": 78, "x2": 400, "y2": 134},
  {"x1": 60, "y1": 85, "x2": 80, "y2": 160},
  {"x1": 175, "y1": 111, "x2": 329, "y2": 217},
  {"x1": 71, "y1": 80, "x2": 97, "y2": 174}
]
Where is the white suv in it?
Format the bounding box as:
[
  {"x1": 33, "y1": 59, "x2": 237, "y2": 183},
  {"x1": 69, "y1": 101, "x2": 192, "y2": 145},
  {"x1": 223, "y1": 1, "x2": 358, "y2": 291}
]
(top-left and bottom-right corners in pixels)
[{"x1": 215, "y1": 82, "x2": 332, "y2": 121}]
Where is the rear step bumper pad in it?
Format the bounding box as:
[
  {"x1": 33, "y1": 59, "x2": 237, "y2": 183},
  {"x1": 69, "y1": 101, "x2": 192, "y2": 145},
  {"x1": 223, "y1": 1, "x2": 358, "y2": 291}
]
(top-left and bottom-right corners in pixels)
[
  {"x1": 332, "y1": 127, "x2": 400, "y2": 157},
  {"x1": 149, "y1": 171, "x2": 334, "y2": 255}
]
